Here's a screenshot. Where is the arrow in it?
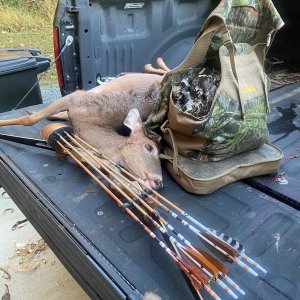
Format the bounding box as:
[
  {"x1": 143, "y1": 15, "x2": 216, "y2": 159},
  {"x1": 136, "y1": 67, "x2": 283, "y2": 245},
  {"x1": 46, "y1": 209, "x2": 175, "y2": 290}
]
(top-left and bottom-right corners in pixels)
[
  {"x1": 59, "y1": 133, "x2": 239, "y2": 298},
  {"x1": 71, "y1": 133, "x2": 265, "y2": 277},
  {"x1": 38, "y1": 124, "x2": 269, "y2": 299},
  {"x1": 54, "y1": 137, "x2": 225, "y2": 300}
]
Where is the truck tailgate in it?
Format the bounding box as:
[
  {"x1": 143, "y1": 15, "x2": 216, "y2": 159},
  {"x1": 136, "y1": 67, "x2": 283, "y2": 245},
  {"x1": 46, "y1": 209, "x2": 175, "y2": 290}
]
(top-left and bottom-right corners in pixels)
[{"x1": 0, "y1": 83, "x2": 299, "y2": 299}]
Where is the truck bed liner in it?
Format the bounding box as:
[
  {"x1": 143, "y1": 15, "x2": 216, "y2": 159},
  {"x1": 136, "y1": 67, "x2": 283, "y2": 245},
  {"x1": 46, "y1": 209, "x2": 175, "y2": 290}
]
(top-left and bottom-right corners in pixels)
[
  {"x1": 0, "y1": 83, "x2": 299, "y2": 299},
  {"x1": 247, "y1": 82, "x2": 300, "y2": 209}
]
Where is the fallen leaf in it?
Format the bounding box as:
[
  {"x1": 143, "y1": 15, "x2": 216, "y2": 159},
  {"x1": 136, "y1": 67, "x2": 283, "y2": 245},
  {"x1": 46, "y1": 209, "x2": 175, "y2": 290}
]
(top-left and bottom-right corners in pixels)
[
  {"x1": 12, "y1": 219, "x2": 28, "y2": 231},
  {"x1": 8, "y1": 239, "x2": 47, "y2": 273},
  {"x1": 0, "y1": 268, "x2": 10, "y2": 280},
  {"x1": 3, "y1": 208, "x2": 14, "y2": 215}
]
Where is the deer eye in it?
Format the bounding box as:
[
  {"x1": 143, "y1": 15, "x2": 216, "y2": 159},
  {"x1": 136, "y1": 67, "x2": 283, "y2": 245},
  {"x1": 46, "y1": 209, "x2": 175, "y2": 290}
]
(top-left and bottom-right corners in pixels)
[{"x1": 144, "y1": 143, "x2": 154, "y2": 152}]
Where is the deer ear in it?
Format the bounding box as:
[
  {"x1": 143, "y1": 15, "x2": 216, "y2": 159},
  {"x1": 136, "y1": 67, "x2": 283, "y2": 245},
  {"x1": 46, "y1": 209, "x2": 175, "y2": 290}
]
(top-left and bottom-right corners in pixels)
[{"x1": 123, "y1": 108, "x2": 143, "y2": 131}]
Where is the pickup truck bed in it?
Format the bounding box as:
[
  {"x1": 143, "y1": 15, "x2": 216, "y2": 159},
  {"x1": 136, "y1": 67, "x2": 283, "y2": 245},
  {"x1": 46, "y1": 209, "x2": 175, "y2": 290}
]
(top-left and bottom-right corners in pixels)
[{"x1": 0, "y1": 82, "x2": 299, "y2": 300}]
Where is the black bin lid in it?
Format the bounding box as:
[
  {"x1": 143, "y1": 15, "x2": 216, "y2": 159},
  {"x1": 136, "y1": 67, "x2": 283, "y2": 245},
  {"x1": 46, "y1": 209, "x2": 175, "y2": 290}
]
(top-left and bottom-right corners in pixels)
[{"x1": 0, "y1": 57, "x2": 38, "y2": 76}]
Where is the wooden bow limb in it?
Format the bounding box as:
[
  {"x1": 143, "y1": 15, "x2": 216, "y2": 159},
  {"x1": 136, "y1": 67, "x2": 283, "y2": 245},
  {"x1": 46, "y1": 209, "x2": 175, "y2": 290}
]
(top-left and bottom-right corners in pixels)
[{"x1": 72, "y1": 133, "x2": 262, "y2": 280}]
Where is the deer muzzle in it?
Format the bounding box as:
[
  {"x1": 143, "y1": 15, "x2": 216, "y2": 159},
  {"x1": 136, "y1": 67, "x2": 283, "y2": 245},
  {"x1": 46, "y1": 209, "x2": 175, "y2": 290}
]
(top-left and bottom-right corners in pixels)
[{"x1": 143, "y1": 173, "x2": 163, "y2": 190}]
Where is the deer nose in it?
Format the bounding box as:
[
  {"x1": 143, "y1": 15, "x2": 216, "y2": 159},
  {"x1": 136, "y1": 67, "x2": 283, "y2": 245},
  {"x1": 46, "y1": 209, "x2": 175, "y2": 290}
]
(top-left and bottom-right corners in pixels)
[
  {"x1": 154, "y1": 179, "x2": 163, "y2": 190},
  {"x1": 148, "y1": 178, "x2": 163, "y2": 190},
  {"x1": 143, "y1": 174, "x2": 163, "y2": 190}
]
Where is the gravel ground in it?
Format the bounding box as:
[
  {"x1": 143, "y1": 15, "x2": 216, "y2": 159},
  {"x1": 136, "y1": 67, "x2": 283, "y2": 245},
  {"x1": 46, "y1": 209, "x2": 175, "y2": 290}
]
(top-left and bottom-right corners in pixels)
[
  {"x1": 1, "y1": 86, "x2": 90, "y2": 299},
  {"x1": 40, "y1": 85, "x2": 61, "y2": 104},
  {"x1": 0, "y1": 188, "x2": 89, "y2": 300}
]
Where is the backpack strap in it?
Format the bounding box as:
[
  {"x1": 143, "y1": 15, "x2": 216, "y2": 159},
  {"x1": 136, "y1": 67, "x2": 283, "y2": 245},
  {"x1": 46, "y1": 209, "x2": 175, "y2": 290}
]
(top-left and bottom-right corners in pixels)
[
  {"x1": 160, "y1": 121, "x2": 180, "y2": 176},
  {"x1": 220, "y1": 26, "x2": 246, "y2": 119},
  {"x1": 169, "y1": 16, "x2": 224, "y2": 73},
  {"x1": 167, "y1": 0, "x2": 284, "y2": 118},
  {"x1": 172, "y1": 15, "x2": 248, "y2": 119},
  {"x1": 243, "y1": 34, "x2": 274, "y2": 114}
]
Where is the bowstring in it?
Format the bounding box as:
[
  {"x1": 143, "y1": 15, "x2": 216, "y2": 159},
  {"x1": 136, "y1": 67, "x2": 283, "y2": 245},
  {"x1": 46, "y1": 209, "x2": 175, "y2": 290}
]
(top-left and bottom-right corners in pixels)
[{"x1": 12, "y1": 35, "x2": 74, "y2": 111}]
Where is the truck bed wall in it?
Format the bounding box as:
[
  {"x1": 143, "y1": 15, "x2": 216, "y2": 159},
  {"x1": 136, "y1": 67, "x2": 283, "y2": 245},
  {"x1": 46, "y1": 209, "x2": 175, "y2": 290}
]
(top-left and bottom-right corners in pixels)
[
  {"x1": 270, "y1": 0, "x2": 300, "y2": 69},
  {"x1": 54, "y1": 0, "x2": 299, "y2": 95}
]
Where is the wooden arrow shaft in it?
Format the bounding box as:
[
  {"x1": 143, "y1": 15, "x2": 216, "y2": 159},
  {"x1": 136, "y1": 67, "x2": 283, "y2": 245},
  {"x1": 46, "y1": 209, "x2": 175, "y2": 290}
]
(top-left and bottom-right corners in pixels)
[
  {"x1": 62, "y1": 134, "x2": 227, "y2": 281},
  {"x1": 69, "y1": 133, "x2": 263, "y2": 279},
  {"x1": 56, "y1": 139, "x2": 217, "y2": 294},
  {"x1": 53, "y1": 132, "x2": 263, "y2": 298}
]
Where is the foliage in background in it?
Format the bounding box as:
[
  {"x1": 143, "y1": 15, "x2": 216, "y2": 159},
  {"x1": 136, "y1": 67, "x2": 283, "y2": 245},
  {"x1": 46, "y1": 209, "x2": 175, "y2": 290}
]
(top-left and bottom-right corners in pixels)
[
  {"x1": 0, "y1": 0, "x2": 56, "y2": 31},
  {"x1": 0, "y1": 0, "x2": 58, "y2": 85}
]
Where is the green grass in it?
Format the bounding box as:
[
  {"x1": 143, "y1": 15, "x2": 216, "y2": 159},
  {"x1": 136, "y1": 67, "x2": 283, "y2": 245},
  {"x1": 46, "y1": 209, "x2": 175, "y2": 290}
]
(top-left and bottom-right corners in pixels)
[{"x1": 0, "y1": 0, "x2": 58, "y2": 85}]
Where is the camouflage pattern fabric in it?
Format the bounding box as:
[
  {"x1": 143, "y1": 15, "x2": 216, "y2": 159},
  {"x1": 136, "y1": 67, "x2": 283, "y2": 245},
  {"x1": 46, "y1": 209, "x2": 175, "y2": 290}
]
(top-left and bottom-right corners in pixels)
[
  {"x1": 188, "y1": 89, "x2": 269, "y2": 161},
  {"x1": 144, "y1": 68, "x2": 202, "y2": 141},
  {"x1": 206, "y1": 0, "x2": 284, "y2": 59},
  {"x1": 143, "y1": 0, "x2": 283, "y2": 161},
  {"x1": 164, "y1": 43, "x2": 269, "y2": 162}
]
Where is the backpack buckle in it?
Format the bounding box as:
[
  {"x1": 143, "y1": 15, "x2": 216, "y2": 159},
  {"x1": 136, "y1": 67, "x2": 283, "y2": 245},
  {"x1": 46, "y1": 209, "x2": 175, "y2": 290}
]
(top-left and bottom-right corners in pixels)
[{"x1": 222, "y1": 31, "x2": 233, "y2": 47}]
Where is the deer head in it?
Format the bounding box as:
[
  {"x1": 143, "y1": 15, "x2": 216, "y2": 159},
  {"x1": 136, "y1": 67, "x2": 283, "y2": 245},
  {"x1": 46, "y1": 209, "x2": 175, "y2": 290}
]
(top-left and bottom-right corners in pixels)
[{"x1": 118, "y1": 108, "x2": 162, "y2": 190}]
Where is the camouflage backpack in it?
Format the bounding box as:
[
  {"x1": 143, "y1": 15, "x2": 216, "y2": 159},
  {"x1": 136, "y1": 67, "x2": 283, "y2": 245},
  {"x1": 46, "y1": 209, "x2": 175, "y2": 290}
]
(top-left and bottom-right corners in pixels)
[{"x1": 144, "y1": 0, "x2": 284, "y2": 194}]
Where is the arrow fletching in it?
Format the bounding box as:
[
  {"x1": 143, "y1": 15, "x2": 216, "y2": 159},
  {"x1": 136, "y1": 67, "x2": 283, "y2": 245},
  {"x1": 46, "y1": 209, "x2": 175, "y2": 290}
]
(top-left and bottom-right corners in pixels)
[
  {"x1": 179, "y1": 254, "x2": 210, "y2": 290},
  {"x1": 181, "y1": 246, "x2": 221, "y2": 277},
  {"x1": 52, "y1": 130, "x2": 266, "y2": 298},
  {"x1": 202, "y1": 231, "x2": 239, "y2": 258},
  {"x1": 193, "y1": 245, "x2": 228, "y2": 275},
  {"x1": 209, "y1": 229, "x2": 244, "y2": 253}
]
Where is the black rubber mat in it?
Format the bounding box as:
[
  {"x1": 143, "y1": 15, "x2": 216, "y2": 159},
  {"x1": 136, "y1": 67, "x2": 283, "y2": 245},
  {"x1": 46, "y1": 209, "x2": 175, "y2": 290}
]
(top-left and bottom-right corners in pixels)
[
  {"x1": 0, "y1": 107, "x2": 299, "y2": 300},
  {"x1": 247, "y1": 82, "x2": 300, "y2": 209}
]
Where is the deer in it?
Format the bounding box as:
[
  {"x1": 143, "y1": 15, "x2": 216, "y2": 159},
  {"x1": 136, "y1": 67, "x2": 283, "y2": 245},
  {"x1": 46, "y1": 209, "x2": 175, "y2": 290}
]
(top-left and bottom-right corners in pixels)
[{"x1": 0, "y1": 58, "x2": 170, "y2": 191}]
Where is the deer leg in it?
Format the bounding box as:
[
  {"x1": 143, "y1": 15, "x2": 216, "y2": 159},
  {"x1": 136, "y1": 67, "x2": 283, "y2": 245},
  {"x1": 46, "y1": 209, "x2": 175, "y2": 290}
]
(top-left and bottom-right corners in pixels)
[
  {"x1": 144, "y1": 57, "x2": 170, "y2": 75},
  {"x1": 156, "y1": 57, "x2": 170, "y2": 72},
  {"x1": 144, "y1": 64, "x2": 166, "y2": 75},
  {"x1": 47, "y1": 111, "x2": 69, "y2": 121},
  {"x1": 0, "y1": 114, "x2": 41, "y2": 127},
  {"x1": 0, "y1": 96, "x2": 70, "y2": 127}
]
